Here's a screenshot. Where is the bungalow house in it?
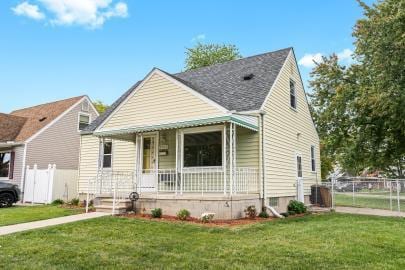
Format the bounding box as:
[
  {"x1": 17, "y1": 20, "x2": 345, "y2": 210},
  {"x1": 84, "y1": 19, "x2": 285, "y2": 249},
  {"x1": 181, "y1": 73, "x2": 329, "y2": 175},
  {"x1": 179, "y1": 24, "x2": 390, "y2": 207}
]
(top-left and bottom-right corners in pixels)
[
  {"x1": 78, "y1": 47, "x2": 321, "y2": 218},
  {"x1": 0, "y1": 96, "x2": 99, "y2": 203}
]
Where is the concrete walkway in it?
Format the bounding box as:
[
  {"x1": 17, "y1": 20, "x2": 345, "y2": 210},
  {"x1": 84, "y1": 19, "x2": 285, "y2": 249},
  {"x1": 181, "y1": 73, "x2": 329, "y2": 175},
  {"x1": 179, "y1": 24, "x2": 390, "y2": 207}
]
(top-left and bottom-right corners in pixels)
[
  {"x1": 0, "y1": 212, "x2": 109, "y2": 236},
  {"x1": 336, "y1": 206, "x2": 405, "y2": 217}
]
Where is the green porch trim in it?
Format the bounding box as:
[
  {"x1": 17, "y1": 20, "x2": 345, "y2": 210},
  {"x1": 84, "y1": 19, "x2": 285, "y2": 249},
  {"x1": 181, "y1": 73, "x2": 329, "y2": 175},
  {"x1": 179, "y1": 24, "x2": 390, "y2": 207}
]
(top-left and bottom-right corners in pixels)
[{"x1": 93, "y1": 115, "x2": 258, "y2": 137}]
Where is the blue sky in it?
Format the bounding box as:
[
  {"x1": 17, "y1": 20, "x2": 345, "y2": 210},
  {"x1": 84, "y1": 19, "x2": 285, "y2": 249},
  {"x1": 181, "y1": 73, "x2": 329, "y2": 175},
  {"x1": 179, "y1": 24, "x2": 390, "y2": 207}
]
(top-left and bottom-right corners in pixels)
[{"x1": 0, "y1": 0, "x2": 373, "y2": 113}]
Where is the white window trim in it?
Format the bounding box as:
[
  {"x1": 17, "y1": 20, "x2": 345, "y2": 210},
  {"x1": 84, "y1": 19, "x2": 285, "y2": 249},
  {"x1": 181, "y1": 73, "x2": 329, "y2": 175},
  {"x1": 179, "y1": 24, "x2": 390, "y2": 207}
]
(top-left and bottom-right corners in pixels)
[
  {"x1": 78, "y1": 112, "x2": 91, "y2": 132},
  {"x1": 310, "y1": 145, "x2": 316, "y2": 172},
  {"x1": 290, "y1": 79, "x2": 297, "y2": 111},
  {"x1": 99, "y1": 138, "x2": 113, "y2": 170},
  {"x1": 0, "y1": 150, "x2": 12, "y2": 180},
  {"x1": 181, "y1": 125, "x2": 224, "y2": 170}
]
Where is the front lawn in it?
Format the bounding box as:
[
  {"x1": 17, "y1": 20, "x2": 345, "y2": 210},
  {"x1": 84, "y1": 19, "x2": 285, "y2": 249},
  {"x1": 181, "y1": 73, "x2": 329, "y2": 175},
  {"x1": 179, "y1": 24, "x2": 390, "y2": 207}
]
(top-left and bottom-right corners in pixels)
[
  {"x1": 0, "y1": 205, "x2": 84, "y2": 226},
  {"x1": 1, "y1": 213, "x2": 404, "y2": 269}
]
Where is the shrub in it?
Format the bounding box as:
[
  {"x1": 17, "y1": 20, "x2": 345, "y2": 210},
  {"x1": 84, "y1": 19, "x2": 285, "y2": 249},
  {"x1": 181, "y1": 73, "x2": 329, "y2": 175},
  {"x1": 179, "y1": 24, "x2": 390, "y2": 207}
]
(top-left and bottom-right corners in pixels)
[
  {"x1": 70, "y1": 198, "x2": 80, "y2": 206},
  {"x1": 177, "y1": 209, "x2": 190, "y2": 220},
  {"x1": 151, "y1": 208, "x2": 162, "y2": 218},
  {"x1": 258, "y1": 211, "x2": 269, "y2": 218},
  {"x1": 201, "y1": 212, "x2": 215, "y2": 223},
  {"x1": 287, "y1": 200, "x2": 307, "y2": 215},
  {"x1": 244, "y1": 205, "x2": 257, "y2": 219},
  {"x1": 51, "y1": 199, "x2": 64, "y2": 205},
  {"x1": 280, "y1": 212, "x2": 289, "y2": 217}
]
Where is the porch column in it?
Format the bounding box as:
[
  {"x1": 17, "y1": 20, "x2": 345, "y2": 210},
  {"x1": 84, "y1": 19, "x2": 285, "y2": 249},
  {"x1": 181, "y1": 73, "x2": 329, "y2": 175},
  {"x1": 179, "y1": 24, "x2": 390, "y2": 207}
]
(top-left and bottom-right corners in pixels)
[
  {"x1": 229, "y1": 123, "x2": 236, "y2": 195},
  {"x1": 223, "y1": 124, "x2": 227, "y2": 195},
  {"x1": 135, "y1": 133, "x2": 142, "y2": 194}
]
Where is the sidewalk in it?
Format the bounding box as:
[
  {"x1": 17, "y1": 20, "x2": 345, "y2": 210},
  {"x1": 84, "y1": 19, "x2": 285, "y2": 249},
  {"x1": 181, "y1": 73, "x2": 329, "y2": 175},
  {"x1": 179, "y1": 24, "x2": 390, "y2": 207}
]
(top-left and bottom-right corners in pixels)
[
  {"x1": 336, "y1": 206, "x2": 405, "y2": 217},
  {"x1": 0, "y1": 212, "x2": 109, "y2": 236}
]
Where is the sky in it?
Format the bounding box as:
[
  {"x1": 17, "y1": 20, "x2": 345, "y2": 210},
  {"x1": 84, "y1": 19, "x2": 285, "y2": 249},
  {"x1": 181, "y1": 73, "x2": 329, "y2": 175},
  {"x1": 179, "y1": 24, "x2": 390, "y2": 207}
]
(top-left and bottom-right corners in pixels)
[{"x1": 0, "y1": 0, "x2": 374, "y2": 113}]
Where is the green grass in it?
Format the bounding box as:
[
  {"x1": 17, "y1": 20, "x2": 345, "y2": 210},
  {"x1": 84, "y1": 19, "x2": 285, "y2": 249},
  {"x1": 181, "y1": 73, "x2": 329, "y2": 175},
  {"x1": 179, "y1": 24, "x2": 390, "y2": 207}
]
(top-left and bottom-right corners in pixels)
[
  {"x1": 335, "y1": 193, "x2": 405, "y2": 211},
  {"x1": 1, "y1": 213, "x2": 405, "y2": 269},
  {"x1": 0, "y1": 205, "x2": 84, "y2": 226}
]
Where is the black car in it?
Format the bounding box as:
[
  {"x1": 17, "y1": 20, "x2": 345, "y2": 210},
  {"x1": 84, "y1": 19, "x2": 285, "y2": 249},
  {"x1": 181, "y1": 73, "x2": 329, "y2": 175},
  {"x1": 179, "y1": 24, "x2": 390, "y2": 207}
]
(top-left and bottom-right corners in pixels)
[{"x1": 0, "y1": 181, "x2": 21, "y2": 207}]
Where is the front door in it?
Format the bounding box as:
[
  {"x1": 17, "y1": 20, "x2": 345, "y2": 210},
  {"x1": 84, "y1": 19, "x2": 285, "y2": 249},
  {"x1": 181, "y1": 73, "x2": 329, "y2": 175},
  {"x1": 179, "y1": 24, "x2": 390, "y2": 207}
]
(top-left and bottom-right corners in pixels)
[
  {"x1": 296, "y1": 154, "x2": 304, "y2": 203},
  {"x1": 140, "y1": 135, "x2": 157, "y2": 192}
]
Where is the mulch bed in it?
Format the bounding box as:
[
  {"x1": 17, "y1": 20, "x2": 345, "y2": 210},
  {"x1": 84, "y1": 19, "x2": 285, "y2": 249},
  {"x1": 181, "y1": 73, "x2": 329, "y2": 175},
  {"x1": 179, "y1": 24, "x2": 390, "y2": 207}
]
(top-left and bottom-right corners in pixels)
[{"x1": 119, "y1": 213, "x2": 277, "y2": 227}]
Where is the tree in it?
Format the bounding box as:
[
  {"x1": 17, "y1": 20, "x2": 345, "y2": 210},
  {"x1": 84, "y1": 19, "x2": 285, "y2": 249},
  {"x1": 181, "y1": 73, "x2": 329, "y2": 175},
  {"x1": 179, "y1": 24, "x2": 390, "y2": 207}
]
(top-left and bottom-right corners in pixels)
[
  {"x1": 309, "y1": 0, "x2": 405, "y2": 178},
  {"x1": 185, "y1": 43, "x2": 242, "y2": 70},
  {"x1": 93, "y1": 100, "x2": 109, "y2": 114}
]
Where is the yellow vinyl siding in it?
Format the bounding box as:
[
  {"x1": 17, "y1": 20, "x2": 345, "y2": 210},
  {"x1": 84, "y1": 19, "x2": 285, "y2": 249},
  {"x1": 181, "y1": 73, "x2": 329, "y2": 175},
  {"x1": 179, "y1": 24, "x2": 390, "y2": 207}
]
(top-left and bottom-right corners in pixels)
[
  {"x1": 262, "y1": 53, "x2": 321, "y2": 197},
  {"x1": 236, "y1": 127, "x2": 259, "y2": 168},
  {"x1": 112, "y1": 139, "x2": 136, "y2": 172},
  {"x1": 102, "y1": 73, "x2": 224, "y2": 130},
  {"x1": 78, "y1": 134, "x2": 99, "y2": 193},
  {"x1": 158, "y1": 130, "x2": 176, "y2": 169}
]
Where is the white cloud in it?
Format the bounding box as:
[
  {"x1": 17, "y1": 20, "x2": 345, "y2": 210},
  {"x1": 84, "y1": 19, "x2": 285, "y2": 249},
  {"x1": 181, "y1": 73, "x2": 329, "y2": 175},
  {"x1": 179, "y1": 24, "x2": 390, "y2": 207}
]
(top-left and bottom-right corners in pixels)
[
  {"x1": 298, "y1": 48, "x2": 355, "y2": 68},
  {"x1": 337, "y1": 48, "x2": 354, "y2": 64},
  {"x1": 191, "y1": 34, "x2": 206, "y2": 42},
  {"x1": 298, "y1": 53, "x2": 323, "y2": 68},
  {"x1": 12, "y1": 0, "x2": 128, "y2": 28},
  {"x1": 12, "y1": 2, "x2": 45, "y2": 20}
]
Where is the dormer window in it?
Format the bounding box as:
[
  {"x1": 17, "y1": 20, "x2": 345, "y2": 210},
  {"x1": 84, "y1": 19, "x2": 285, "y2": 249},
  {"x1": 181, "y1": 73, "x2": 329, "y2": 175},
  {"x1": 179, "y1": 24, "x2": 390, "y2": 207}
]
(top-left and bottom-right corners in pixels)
[
  {"x1": 78, "y1": 113, "x2": 90, "y2": 130},
  {"x1": 290, "y1": 79, "x2": 296, "y2": 109}
]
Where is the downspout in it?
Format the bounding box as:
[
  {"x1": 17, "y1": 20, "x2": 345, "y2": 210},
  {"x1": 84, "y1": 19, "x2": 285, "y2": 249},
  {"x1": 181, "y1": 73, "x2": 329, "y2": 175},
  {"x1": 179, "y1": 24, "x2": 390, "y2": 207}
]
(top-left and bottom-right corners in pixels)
[{"x1": 260, "y1": 112, "x2": 266, "y2": 210}]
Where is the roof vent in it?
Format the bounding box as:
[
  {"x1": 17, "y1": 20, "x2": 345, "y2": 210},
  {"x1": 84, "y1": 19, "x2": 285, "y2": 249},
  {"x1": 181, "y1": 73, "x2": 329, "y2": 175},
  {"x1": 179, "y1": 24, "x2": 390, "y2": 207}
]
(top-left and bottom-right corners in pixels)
[
  {"x1": 39, "y1": 117, "x2": 47, "y2": 122},
  {"x1": 243, "y1": 73, "x2": 254, "y2": 81}
]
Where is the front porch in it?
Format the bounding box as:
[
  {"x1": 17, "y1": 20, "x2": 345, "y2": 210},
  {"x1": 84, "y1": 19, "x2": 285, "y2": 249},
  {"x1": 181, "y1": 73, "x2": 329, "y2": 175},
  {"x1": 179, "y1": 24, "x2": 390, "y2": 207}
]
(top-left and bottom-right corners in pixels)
[{"x1": 86, "y1": 116, "x2": 262, "y2": 216}]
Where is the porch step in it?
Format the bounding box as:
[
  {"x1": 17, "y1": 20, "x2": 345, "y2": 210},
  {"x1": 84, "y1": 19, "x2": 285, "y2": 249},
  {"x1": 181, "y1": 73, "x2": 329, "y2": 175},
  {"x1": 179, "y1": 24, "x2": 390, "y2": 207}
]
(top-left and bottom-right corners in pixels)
[{"x1": 95, "y1": 204, "x2": 128, "y2": 214}]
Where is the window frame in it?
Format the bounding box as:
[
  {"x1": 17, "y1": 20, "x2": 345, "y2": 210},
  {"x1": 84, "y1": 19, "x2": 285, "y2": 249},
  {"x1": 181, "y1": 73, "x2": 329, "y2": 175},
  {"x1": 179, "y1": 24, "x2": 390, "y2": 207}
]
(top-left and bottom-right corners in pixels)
[
  {"x1": 78, "y1": 112, "x2": 91, "y2": 131},
  {"x1": 310, "y1": 145, "x2": 316, "y2": 172},
  {"x1": 290, "y1": 79, "x2": 297, "y2": 110},
  {"x1": 181, "y1": 125, "x2": 224, "y2": 170},
  {"x1": 0, "y1": 151, "x2": 12, "y2": 180},
  {"x1": 99, "y1": 139, "x2": 113, "y2": 169}
]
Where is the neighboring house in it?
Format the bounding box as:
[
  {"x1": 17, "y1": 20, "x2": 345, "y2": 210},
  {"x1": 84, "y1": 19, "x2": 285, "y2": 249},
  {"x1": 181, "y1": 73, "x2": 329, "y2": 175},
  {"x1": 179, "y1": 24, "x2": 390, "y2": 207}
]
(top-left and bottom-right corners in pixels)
[
  {"x1": 78, "y1": 47, "x2": 321, "y2": 218},
  {"x1": 0, "y1": 96, "x2": 99, "y2": 202}
]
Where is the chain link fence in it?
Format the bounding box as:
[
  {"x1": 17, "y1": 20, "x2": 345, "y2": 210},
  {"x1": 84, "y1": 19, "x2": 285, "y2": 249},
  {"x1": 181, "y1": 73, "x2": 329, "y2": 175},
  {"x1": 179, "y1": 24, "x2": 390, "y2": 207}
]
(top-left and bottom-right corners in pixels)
[{"x1": 318, "y1": 177, "x2": 405, "y2": 215}]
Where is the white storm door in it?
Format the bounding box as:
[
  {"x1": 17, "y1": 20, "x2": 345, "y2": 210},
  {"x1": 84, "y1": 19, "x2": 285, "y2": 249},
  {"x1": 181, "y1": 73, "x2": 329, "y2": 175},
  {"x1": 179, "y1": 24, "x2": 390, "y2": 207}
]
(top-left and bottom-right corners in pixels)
[
  {"x1": 140, "y1": 135, "x2": 157, "y2": 192},
  {"x1": 296, "y1": 154, "x2": 304, "y2": 203}
]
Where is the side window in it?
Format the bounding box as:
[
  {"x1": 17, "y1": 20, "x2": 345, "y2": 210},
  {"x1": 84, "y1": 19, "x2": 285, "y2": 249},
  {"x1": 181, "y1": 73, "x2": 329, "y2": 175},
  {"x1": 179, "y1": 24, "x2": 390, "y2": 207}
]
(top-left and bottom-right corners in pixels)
[
  {"x1": 100, "y1": 140, "x2": 112, "y2": 168},
  {"x1": 310, "y1": 146, "x2": 316, "y2": 172},
  {"x1": 290, "y1": 79, "x2": 296, "y2": 109},
  {"x1": 78, "y1": 113, "x2": 90, "y2": 130}
]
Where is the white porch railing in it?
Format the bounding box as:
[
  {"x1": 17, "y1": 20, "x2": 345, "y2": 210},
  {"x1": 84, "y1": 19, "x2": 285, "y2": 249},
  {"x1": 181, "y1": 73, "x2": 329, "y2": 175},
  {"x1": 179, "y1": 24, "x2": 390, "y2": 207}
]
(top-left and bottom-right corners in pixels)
[{"x1": 85, "y1": 167, "x2": 260, "y2": 213}]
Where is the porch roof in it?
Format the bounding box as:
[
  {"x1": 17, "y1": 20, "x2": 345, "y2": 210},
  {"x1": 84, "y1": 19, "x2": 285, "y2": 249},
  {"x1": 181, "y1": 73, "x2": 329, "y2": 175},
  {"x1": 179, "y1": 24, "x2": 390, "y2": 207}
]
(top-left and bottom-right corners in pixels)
[{"x1": 93, "y1": 114, "x2": 258, "y2": 137}]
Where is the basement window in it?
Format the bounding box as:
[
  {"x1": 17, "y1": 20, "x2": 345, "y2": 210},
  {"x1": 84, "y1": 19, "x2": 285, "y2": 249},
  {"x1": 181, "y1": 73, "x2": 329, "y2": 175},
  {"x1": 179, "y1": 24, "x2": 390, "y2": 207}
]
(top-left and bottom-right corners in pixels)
[{"x1": 269, "y1": 197, "x2": 279, "y2": 207}]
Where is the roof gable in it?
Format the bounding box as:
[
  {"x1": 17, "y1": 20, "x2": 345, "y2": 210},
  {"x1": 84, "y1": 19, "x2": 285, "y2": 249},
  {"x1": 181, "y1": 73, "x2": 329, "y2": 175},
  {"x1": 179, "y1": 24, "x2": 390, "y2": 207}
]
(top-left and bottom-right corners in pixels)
[
  {"x1": 99, "y1": 69, "x2": 225, "y2": 130},
  {"x1": 2, "y1": 96, "x2": 84, "y2": 142}
]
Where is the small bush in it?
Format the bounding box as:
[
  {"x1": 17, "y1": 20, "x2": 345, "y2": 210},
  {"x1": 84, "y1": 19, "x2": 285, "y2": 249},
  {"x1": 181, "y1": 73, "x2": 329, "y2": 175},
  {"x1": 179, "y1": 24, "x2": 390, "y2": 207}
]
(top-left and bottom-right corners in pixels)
[
  {"x1": 201, "y1": 212, "x2": 215, "y2": 223},
  {"x1": 288, "y1": 210, "x2": 296, "y2": 216},
  {"x1": 177, "y1": 209, "x2": 190, "y2": 220},
  {"x1": 151, "y1": 208, "x2": 162, "y2": 218},
  {"x1": 280, "y1": 212, "x2": 289, "y2": 217},
  {"x1": 258, "y1": 211, "x2": 269, "y2": 218},
  {"x1": 51, "y1": 199, "x2": 64, "y2": 205},
  {"x1": 287, "y1": 200, "x2": 307, "y2": 215},
  {"x1": 70, "y1": 198, "x2": 80, "y2": 206},
  {"x1": 244, "y1": 205, "x2": 257, "y2": 219}
]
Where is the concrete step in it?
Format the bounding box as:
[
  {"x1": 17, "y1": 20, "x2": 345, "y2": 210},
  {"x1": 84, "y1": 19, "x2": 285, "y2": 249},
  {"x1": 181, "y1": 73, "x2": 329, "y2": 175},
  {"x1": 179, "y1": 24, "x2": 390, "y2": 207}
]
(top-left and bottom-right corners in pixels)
[
  {"x1": 97, "y1": 199, "x2": 132, "y2": 207},
  {"x1": 95, "y1": 204, "x2": 128, "y2": 214}
]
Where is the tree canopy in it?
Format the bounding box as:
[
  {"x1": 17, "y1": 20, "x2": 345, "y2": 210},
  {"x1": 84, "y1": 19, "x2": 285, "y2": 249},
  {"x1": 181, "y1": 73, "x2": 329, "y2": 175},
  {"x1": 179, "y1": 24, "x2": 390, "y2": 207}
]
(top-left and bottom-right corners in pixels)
[
  {"x1": 184, "y1": 43, "x2": 242, "y2": 70},
  {"x1": 309, "y1": 0, "x2": 405, "y2": 178},
  {"x1": 92, "y1": 100, "x2": 109, "y2": 114}
]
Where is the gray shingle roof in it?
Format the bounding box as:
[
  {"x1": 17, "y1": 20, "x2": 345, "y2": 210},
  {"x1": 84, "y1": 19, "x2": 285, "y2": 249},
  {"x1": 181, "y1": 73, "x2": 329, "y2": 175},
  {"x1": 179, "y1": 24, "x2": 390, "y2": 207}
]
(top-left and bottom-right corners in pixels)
[{"x1": 85, "y1": 47, "x2": 292, "y2": 132}]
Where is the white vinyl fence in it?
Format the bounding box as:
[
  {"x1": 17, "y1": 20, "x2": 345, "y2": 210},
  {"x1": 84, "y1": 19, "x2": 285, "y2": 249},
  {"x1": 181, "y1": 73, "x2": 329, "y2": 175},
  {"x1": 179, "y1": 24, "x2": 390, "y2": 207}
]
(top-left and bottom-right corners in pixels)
[{"x1": 23, "y1": 164, "x2": 78, "y2": 204}]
